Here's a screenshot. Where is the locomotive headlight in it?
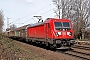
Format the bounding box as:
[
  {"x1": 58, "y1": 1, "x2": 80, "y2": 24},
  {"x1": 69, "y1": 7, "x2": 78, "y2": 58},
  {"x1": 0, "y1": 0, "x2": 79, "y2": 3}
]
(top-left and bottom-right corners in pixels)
[
  {"x1": 56, "y1": 32, "x2": 61, "y2": 36},
  {"x1": 56, "y1": 32, "x2": 59, "y2": 36},
  {"x1": 67, "y1": 32, "x2": 72, "y2": 36},
  {"x1": 58, "y1": 32, "x2": 61, "y2": 35},
  {"x1": 67, "y1": 32, "x2": 70, "y2": 35},
  {"x1": 69, "y1": 32, "x2": 72, "y2": 36}
]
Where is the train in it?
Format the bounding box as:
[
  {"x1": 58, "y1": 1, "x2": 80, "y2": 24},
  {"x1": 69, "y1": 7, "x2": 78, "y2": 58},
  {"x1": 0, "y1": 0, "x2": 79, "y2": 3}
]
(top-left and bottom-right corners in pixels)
[{"x1": 6, "y1": 18, "x2": 75, "y2": 49}]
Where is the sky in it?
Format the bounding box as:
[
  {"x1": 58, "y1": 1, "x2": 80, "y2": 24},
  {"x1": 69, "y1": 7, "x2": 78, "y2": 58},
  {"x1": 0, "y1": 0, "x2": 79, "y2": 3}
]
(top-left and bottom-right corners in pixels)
[{"x1": 0, "y1": 0, "x2": 56, "y2": 31}]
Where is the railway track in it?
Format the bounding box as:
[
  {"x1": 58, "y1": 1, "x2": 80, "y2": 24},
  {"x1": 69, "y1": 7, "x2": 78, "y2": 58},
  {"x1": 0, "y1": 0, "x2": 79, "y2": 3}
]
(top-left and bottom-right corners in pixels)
[
  {"x1": 72, "y1": 45, "x2": 90, "y2": 50},
  {"x1": 57, "y1": 49, "x2": 90, "y2": 60},
  {"x1": 11, "y1": 38, "x2": 90, "y2": 60},
  {"x1": 56, "y1": 45, "x2": 90, "y2": 60},
  {"x1": 64, "y1": 45, "x2": 90, "y2": 60},
  {"x1": 64, "y1": 51, "x2": 90, "y2": 60}
]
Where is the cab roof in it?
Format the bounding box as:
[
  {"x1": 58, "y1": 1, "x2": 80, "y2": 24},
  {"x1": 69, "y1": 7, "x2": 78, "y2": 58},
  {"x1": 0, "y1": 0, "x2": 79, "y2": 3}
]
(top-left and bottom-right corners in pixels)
[{"x1": 45, "y1": 18, "x2": 71, "y2": 23}]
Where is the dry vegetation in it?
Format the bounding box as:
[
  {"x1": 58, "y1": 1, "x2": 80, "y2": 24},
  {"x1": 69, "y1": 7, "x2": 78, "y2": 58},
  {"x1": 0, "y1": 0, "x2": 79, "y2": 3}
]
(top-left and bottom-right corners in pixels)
[
  {"x1": 0, "y1": 34, "x2": 82, "y2": 60},
  {"x1": 0, "y1": 34, "x2": 46, "y2": 60}
]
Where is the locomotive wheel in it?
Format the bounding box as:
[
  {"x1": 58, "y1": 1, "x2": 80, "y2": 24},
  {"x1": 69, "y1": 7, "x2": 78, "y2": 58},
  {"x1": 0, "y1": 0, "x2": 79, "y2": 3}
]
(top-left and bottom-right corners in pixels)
[
  {"x1": 50, "y1": 44, "x2": 56, "y2": 50},
  {"x1": 29, "y1": 40, "x2": 33, "y2": 45},
  {"x1": 50, "y1": 44, "x2": 57, "y2": 50},
  {"x1": 45, "y1": 42, "x2": 50, "y2": 49}
]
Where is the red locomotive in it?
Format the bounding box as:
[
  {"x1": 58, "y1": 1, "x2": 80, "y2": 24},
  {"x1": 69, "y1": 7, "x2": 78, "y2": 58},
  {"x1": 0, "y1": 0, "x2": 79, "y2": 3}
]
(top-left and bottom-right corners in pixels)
[{"x1": 27, "y1": 18, "x2": 75, "y2": 49}]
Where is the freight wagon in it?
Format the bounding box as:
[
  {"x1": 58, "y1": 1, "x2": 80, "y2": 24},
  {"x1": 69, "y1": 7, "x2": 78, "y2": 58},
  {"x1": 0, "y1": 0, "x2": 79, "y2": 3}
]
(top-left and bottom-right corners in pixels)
[{"x1": 9, "y1": 25, "x2": 29, "y2": 41}]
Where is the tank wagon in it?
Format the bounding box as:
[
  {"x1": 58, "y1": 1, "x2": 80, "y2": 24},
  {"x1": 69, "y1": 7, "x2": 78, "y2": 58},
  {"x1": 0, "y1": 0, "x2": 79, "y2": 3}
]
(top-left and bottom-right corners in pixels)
[{"x1": 27, "y1": 18, "x2": 75, "y2": 49}]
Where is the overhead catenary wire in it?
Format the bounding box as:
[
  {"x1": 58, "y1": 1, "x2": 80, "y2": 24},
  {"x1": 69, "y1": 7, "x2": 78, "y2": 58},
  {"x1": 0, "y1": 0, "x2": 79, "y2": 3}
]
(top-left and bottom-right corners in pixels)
[
  {"x1": 9, "y1": 18, "x2": 20, "y2": 24},
  {"x1": 9, "y1": 3, "x2": 53, "y2": 25},
  {"x1": 21, "y1": 18, "x2": 37, "y2": 25},
  {"x1": 10, "y1": 9, "x2": 54, "y2": 27},
  {"x1": 21, "y1": 9, "x2": 54, "y2": 25},
  {"x1": 41, "y1": 9, "x2": 53, "y2": 16}
]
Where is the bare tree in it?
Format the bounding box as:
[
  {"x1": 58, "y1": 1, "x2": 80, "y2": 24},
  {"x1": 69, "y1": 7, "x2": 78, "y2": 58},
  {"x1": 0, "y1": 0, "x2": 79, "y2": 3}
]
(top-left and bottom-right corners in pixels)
[
  {"x1": 53, "y1": 0, "x2": 62, "y2": 18},
  {"x1": 70, "y1": 0, "x2": 90, "y2": 40},
  {"x1": 0, "y1": 10, "x2": 4, "y2": 33},
  {"x1": 10, "y1": 24, "x2": 17, "y2": 30},
  {"x1": 53, "y1": 0, "x2": 90, "y2": 40}
]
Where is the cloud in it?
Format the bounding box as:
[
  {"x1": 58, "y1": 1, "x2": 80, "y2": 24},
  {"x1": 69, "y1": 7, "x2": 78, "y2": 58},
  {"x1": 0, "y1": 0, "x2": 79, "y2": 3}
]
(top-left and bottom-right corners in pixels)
[{"x1": 27, "y1": 0, "x2": 33, "y2": 3}]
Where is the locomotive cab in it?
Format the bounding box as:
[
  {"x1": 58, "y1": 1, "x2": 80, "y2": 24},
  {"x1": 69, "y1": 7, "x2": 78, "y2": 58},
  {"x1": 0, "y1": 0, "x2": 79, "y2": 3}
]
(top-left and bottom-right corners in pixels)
[
  {"x1": 54, "y1": 20, "x2": 73, "y2": 38},
  {"x1": 45, "y1": 18, "x2": 75, "y2": 49}
]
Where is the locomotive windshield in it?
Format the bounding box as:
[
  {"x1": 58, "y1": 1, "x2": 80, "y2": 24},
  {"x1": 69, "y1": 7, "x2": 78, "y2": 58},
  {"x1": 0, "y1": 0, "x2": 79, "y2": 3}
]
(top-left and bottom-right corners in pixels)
[{"x1": 54, "y1": 22, "x2": 70, "y2": 30}]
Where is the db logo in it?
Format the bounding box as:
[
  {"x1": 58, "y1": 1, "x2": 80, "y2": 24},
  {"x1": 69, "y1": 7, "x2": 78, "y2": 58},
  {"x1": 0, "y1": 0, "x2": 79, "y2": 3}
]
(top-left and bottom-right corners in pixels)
[{"x1": 62, "y1": 32, "x2": 66, "y2": 36}]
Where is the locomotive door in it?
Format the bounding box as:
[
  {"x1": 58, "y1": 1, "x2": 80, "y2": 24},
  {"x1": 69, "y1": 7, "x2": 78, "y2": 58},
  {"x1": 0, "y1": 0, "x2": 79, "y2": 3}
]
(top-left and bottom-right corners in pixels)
[{"x1": 45, "y1": 23, "x2": 51, "y2": 39}]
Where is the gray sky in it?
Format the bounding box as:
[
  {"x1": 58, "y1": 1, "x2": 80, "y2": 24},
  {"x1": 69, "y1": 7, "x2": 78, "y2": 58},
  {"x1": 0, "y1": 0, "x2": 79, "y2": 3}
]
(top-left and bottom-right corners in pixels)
[{"x1": 0, "y1": 0, "x2": 55, "y2": 31}]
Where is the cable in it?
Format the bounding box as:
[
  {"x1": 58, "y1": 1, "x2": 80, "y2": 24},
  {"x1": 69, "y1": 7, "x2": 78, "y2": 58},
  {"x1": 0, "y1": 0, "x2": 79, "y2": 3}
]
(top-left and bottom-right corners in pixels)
[
  {"x1": 9, "y1": 3, "x2": 52, "y2": 25},
  {"x1": 21, "y1": 18, "x2": 37, "y2": 25},
  {"x1": 21, "y1": 8, "x2": 53, "y2": 25},
  {"x1": 9, "y1": 18, "x2": 20, "y2": 24},
  {"x1": 9, "y1": 3, "x2": 54, "y2": 27},
  {"x1": 41, "y1": 9, "x2": 53, "y2": 15}
]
